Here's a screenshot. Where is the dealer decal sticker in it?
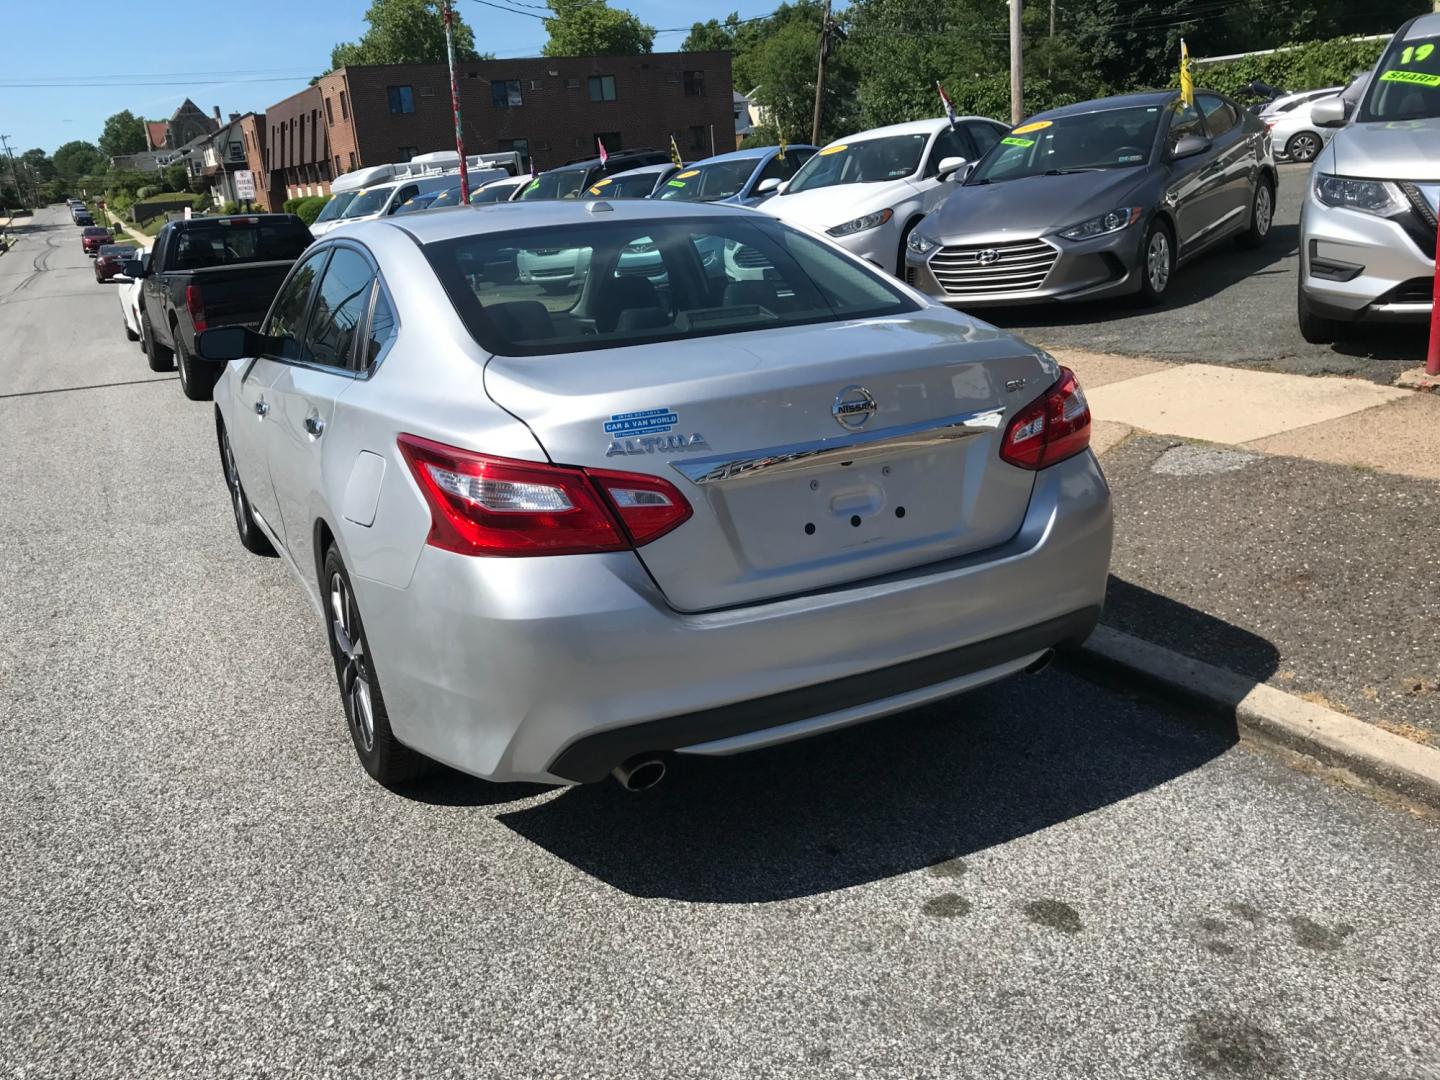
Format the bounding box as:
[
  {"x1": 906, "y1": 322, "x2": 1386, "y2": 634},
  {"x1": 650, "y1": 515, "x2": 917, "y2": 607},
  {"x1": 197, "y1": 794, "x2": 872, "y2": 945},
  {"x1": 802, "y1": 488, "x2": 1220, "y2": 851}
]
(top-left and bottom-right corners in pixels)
[
  {"x1": 1001, "y1": 136, "x2": 1035, "y2": 147},
  {"x1": 604, "y1": 408, "x2": 679, "y2": 437}
]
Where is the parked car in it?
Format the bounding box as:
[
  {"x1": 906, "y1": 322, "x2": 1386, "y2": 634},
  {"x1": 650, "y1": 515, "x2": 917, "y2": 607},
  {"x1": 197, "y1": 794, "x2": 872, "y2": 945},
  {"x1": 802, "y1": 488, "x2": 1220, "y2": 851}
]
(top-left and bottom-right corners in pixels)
[
  {"x1": 517, "y1": 149, "x2": 672, "y2": 202},
  {"x1": 74, "y1": 210, "x2": 94, "y2": 226},
  {"x1": 905, "y1": 90, "x2": 1277, "y2": 308},
  {"x1": 762, "y1": 117, "x2": 1010, "y2": 274},
  {"x1": 81, "y1": 226, "x2": 114, "y2": 255},
  {"x1": 118, "y1": 251, "x2": 151, "y2": 344},
  {"x1": 332, "y1": 168, "x2": 508, "y2": 229},
  {"x1": 653, "y1": 145, "x2": 818, "y2": 206},
  {"x1": 470, "y1": 177, "x2": 526, "y2": 204},
  {"x1": 307, "y1": 190, "x2": 359, "y2": 237},
  {"x1": 392, "y1": 190, "x2": 444, "y2": 215},
  {"x1": 1297, "y1": 12, "x2": 1439, "y2": 342},
  {"x1": 132, "y1": 213, "x2": 313, "y2": 400},
  {"x1": 1261, "y1": 86, "x2": 1343, "y2": 162},
  {"x1": 586, "y1": 162, "x2": 684, "y2": 199},
  {"x1": 190, "y1": 200, "x2": 1112, "y2": 790},
  {"x1": 94, "y1": 243, "x2": 138, "y2": 282}
]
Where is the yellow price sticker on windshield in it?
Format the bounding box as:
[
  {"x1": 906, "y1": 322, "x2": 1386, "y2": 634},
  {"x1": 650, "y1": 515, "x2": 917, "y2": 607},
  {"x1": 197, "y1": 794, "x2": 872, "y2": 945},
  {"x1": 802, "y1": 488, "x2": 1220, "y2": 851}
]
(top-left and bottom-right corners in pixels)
[
  {"x1": 819, "y1": 144, "x2": 848, "y2": 156},
  {"x1": 1011, "y1": 120, "x2": 1053, "y2": 135},
  {"x1": 676, "y1": 169, "x2": 700, "y2": 178},
  {"x1": 1380, "y1": 69, "x2": 1440, "y2": 87},
  {"x1": 591, "y1": 177, "x2": 612, "y2": 187},
  {"x1": 1001, "y1": 136, "x2": 1035, "y2": 147}
]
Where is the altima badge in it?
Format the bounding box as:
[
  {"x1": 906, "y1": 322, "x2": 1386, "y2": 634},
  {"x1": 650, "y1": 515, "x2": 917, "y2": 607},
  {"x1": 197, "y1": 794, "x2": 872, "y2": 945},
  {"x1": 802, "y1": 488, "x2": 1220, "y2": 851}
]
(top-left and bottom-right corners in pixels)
[{"x1": 606, "y1": 433, "x2": 709, "y2": 457}]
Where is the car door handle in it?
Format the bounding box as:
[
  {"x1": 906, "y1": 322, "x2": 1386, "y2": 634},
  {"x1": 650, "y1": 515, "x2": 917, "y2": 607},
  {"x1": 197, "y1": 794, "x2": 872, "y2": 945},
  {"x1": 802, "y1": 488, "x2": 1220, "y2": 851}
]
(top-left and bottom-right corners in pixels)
[
  {"x1": 254, "y1": 398, "x2": 269, "y2": 417},
  {"x1": 304, "y1": 415, "x2": 325, "y2": 437}
]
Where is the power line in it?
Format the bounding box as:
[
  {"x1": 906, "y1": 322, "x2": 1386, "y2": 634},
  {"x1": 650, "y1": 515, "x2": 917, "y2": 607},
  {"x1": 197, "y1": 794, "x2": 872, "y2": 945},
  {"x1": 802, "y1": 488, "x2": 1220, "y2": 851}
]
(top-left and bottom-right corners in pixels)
[{"x1": 0, "y1": 75, "x2": 312, "y2": 88}]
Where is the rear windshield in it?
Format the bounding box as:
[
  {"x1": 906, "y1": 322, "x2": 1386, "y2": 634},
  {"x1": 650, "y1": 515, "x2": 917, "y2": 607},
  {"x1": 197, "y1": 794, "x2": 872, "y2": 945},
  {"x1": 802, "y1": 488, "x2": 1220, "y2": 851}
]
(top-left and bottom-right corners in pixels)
[
  {"x1": 84, "y1": 227, "x2": 110, "y2": 236},
  {"x1": 1361, "y1": 31, "x2": 1440, "y2": 121},
  {"x1": 470, "y1": 182, "x2": 520, "y2": 204},
  {"x1": 424, "y1": 216, "x2": 917, "y2": 356},
  {"x1": 98, "y1": 245, "x2": 135, "y2": 257},
  {"x1": 656, "y1": 159, "x2": 756, "y2": 202},
  {"x1": 170, "y1": 220, "x2": 312, "y2": 270},
  {"x1": 518, "y1": 168, "x2": 588, "y2": 201},
  {"x1": 587, "y1": 172, "x2": 661, "y2": 199},
  {"x1": 313, "y1": 192, "x2": 357, "y2": 223}
]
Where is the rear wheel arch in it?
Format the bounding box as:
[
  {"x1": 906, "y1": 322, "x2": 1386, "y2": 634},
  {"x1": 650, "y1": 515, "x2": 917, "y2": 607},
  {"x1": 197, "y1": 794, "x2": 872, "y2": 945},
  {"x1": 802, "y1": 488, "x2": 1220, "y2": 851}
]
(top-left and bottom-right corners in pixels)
[
  {"x1": 314, "y1": 517, "x2": 338, "y2": 592},
  {"x1": 896, "y1": 214, "x2": 926, "y2": 275}
]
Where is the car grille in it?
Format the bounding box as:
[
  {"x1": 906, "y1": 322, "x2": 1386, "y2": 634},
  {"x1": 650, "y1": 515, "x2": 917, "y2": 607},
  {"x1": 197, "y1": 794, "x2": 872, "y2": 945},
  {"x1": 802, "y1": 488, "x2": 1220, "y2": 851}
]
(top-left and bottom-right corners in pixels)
[
  {"x1": 1398, "y1": 182, "x2": 1438, "y2": 260},
  {"x1": 927, "y1": 239, "x2": 1058, "y2": 296},
  {"x1": 1378, "y1": 278, "x2": 1435, "y2": 305}
]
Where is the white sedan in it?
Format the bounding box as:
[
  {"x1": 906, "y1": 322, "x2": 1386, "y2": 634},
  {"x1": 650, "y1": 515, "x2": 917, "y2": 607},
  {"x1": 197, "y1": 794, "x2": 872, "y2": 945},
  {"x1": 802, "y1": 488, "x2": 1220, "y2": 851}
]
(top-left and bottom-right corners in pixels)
[
  {"x1": 761, "y1": 116, "x2": 1010, "y2": 275},
  {"x1": 117, "y1": 251, "x2": 150, "y2": 347}
]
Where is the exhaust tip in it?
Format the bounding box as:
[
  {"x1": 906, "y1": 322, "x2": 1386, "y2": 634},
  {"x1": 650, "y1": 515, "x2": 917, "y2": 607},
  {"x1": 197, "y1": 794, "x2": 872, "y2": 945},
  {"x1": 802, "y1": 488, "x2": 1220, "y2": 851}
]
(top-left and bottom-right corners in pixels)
[
  {"x1": 611, "y1": 755, "x2": 667, "y2": 792},
  {"x1": 1024, "y1": 649, "x2": 1056, "y2": 675}
]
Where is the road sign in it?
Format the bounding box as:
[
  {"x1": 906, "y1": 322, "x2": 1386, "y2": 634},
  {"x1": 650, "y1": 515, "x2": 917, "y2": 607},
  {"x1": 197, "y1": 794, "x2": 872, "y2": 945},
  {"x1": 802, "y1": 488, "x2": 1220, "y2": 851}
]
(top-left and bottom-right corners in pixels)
[{"x1": 235, "y1": 170, "x2": 256, "y2": 201}]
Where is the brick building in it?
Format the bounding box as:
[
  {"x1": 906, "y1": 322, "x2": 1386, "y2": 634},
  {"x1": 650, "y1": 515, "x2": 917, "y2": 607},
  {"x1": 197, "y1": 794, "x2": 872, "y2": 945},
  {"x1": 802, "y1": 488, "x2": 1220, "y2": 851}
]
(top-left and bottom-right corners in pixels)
[{"x1": 261, "y1": 51, "x2": 733, "y2": 201}]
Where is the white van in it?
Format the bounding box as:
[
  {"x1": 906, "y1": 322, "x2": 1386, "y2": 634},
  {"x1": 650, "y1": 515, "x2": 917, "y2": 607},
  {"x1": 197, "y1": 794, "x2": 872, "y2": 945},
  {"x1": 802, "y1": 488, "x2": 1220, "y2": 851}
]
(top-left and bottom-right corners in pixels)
[{"x1": 311, "y1": 151, "x2": 521, "y2": 235}]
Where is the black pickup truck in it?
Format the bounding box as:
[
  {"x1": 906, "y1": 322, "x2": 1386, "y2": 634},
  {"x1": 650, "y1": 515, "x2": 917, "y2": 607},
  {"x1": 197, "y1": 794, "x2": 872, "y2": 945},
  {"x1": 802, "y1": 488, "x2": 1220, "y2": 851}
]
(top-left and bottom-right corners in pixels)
[{"x1": 134, "y1": 214, "x2": 312, "y2": 400}]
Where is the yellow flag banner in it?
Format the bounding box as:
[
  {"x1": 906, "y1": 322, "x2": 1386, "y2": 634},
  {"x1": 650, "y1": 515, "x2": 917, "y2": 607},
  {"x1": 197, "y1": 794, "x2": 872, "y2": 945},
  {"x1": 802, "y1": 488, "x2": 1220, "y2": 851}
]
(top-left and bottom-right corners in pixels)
[
  {"x1": 1180, "y1": 38, "x2": 1194, "y2": 107},
  {"x1": 669, "y1": 134, "x2": 683, "y2": 168}
]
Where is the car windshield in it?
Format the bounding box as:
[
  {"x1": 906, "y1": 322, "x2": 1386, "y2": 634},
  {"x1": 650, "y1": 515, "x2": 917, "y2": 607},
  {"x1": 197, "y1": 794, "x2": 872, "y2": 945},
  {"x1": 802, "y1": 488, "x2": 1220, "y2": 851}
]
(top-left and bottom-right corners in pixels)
[
  {"x1": 393, "y1": 193, "x2": 440, "y2": 215},
  {"x1": 470, "y1": 182, "x2": 519, "y2": 204},
  {"x1": 518, "y1": 168, "x2": 588, "y2": 201},
  {"x1": 1360, "y1": 32, "x2": 1440, "y2": 121},
  {"x1": 587, "y1": 172, "x2": 661, "y2": 199},
  {"x1": 429, "y1": 186, "x2": 463, "y2": 209},
  {"x1": 424, "y1": 216, "x2": 916, "y2": 356},
  {"x1": 98, "y1": 245, "x2": 134, "y2": 257},
  {"x1": 655, "y1": 159, "x2": 756, "y2": 201},
  {"x1": 786, "y1": 134, "x2": 929, "y2": 193},
  {"x1": 170, "y1": 220, "x2": 312, "y2": 270},
  {"x1": 313, "y1": 192, "x2": 358, "y2": 223},
  {"x1": 343, "y1": 186, "x2": 398, "y2": 218},
  {"x1": 968, "y1": 104, "x2": 1162, "y2": 184}
]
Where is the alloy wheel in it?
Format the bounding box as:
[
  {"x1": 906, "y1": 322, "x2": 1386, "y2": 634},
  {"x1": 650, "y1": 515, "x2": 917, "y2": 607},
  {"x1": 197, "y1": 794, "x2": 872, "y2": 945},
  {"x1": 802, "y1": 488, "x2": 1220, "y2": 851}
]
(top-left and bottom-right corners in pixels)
[
  {"x1": 1289, "y1": 133, "x2": 1319, "y2": 162},
  {"x1": 221, "y1": 429, "x2": 248, "y2": 536},
  {"x1": 1147, "y1": 231, "x2": 1171, "y2": 294},
  {"x1": 329, "y1": 572, "x2": 375, "y2": 753},
  {"x1": 1255, "y1": 184, "x2": 1273, "y2": 237}
]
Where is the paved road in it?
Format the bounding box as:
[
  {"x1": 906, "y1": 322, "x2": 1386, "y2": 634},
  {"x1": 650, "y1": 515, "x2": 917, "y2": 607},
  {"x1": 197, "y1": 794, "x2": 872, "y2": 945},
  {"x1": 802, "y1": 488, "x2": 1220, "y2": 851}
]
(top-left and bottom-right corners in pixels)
[
  {"x1": 988, "y1": 164, "x2": 1430, "y2": 386},
  {"x1": 4, "y1": 206, "x2": 1440, "y2": 1079}
]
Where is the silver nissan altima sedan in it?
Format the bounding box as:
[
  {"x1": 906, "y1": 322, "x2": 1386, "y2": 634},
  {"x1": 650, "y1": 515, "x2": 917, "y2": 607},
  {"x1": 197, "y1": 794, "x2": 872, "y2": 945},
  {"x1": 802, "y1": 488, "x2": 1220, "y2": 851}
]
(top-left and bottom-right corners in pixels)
[{"x1": 196, "y1": 198, "x2": 1112, "y2": 790}]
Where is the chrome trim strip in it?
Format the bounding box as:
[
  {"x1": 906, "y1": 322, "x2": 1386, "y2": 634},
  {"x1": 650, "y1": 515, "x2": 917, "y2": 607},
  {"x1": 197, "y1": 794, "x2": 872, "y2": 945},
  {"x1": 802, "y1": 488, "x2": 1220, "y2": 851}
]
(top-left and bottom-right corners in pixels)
[
  {"x1": 1369, "y1": 302, "x2": 1433, "y2": 315},
  {"x1": 669, "y1": 406, "x2": 1006, "y2": 486}
]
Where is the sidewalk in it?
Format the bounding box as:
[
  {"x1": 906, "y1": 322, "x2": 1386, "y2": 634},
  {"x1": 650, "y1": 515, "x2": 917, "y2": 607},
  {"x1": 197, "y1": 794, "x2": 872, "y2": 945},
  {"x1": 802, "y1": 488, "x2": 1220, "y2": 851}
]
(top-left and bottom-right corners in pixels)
[{"x1": 1054, "y1": 348, "x2": 1440, "y2": 744}]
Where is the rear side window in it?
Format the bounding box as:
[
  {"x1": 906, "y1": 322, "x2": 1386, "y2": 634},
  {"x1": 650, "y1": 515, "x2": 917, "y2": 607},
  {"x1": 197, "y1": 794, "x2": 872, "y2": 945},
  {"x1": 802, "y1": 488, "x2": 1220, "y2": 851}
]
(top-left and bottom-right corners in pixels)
[
  {"x1": 304, "y1": 248, "x2": 375, "y2": 370},
  {"x1": 423, "y1": 217, "x2": 917, "y2": 356},
  {"x1": 1198, "y1": 95, "x2": 1239, "y2": 137},
  {"x1": 171, "y1": 221, "x2": 311, "y2": 270},
  {"x1": 965, "y1": 121, "x2": 1005, "y2": 156},
  {"x1": 364, "y1": 290, "x2": 397, "y2": 367}
]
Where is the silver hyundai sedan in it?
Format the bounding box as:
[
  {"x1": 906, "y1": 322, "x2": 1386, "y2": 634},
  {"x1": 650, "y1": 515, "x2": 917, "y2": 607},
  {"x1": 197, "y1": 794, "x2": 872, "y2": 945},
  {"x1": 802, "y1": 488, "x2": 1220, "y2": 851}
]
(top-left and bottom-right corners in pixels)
[{"x1": 196, "y1": 199, "x2": 1112, "y2": 790}]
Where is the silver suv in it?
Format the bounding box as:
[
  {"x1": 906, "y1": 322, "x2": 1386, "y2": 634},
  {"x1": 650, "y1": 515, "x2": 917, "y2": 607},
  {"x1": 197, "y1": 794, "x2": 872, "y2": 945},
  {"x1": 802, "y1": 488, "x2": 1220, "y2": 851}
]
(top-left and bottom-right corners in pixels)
[{"x1": 1297, "y1": 12, "x2": 1439, "y2": 343}]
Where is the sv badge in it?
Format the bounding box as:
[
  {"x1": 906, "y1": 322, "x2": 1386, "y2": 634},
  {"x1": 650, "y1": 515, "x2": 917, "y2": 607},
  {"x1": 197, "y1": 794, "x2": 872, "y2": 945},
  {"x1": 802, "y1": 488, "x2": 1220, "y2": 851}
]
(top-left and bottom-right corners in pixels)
[{"x1": 606, "y1": 432, "x2": 710, "y2": 457}]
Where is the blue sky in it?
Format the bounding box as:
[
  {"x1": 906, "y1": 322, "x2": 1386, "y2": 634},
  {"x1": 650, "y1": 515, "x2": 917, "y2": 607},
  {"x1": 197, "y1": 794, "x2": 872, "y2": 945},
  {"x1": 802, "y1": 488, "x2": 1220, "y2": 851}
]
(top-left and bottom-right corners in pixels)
[{"x1": 1, "y1": 0, "x2": 774, "y2": 155}]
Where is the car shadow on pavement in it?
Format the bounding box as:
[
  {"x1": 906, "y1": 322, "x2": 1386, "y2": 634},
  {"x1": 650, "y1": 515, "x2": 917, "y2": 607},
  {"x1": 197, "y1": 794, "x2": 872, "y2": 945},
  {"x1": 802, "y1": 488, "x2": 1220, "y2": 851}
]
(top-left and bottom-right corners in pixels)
[
  {"x1": 477, "y1": 609, "x2": 1269, "y2": 902},
  {"x1": 985, "y1": 224, "x2": 1300, "y2": 331}
]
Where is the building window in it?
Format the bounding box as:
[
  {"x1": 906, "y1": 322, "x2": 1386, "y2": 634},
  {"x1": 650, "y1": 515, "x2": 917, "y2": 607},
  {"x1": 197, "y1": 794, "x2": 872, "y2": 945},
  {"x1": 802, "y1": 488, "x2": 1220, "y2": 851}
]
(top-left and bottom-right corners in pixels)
[
  {"x1": 491, "y1": 79, "x2": 523, "y2": 108},
  {"x1": 335, "y1": 155, "x2": 342, "y2": 173},
  {"x1": 594, "y1": 131, "x2": 622, "y2": 154},
  {"x1": 340, "y1": 91, "x2": 349, "y2": 119},
  {"x1": 398, "y1": 146, "x2": 419, "y2": 161},
  {"x1": 348, "y1": 151, "x2": 357, "y2": 170},
  {"x1": 588, "y1": 75, "x2": 616, "y2": 102},
  {"x1": 325, "y1": 97, "x2": 334, "y2": 123},
  {"x1": 499, "y1": 138, "x2": 529, "y2": 172},
  {"x1": 387, "y1": 85, "x2": 415, "y2": 114},
  {"x1": 688, "y1": 125, "x2": 707, "y2": 151},
  {"x1": 683, "y1": 70, "x2": 705, "y2": 97}
]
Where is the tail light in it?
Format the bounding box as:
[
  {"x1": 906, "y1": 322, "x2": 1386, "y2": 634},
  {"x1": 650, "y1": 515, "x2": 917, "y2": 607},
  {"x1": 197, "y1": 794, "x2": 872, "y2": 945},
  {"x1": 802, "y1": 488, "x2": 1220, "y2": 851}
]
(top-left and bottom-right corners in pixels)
[
  {"x1": 999, "y1": 367, "x2": 1091, "y2": 470},
  {"x1": 185, "y1": 285, "x2": 207, "y2": 332},
  {"x1": 397, "y1": 434, "x2": 692, "y2": 557}
]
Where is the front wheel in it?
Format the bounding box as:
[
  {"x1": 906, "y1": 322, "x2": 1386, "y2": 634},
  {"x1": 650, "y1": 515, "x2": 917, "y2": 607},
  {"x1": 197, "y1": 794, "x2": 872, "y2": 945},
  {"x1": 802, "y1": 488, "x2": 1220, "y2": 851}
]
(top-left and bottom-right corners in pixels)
[
  {"x1": 1137, "y1": 220, "x2": 1174, "y2": 306},
  {"x1": 1297, "y1": 283, "x2": 1345, "y2": 344},
  {"x1": 322, "y1": 545, "x2": 433, "y2": 786},
  {"x1": 1236, "y1": 177, "x2": 1275, "y2": 249}
]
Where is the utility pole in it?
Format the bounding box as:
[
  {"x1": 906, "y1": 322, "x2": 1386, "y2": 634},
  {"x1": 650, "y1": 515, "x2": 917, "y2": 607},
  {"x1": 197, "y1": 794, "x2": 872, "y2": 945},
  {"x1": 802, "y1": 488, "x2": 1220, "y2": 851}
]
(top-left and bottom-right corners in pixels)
[
  {"x1": 0, "y1": 134, "x2": 26, "y2": 207},
  {"x1": 1049, "y1": 0, "x2": 1055, "y2": 38},
  {"x1": 442, "y1": 0, "x2": 470, "y2": 202},
  {"x1": 810, "y1": 0, "x2": 833, "y2": 147},
  {"x1": 1009, "y1": 0, "x2": 1024, "y2": 124}
]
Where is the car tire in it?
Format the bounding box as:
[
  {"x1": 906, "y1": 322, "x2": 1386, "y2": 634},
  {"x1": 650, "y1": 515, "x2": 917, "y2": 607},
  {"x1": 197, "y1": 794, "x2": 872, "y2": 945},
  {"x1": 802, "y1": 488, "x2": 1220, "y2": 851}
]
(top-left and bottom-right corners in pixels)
[
  {"x1": 1236, "y1": 176, "x2": 1275, "y2": 249},
  {"x1": 217, "y1": 417, "x2": 276, "y2": 557},
  {"x1": 175, "y1": 333, "x2": 220, "y2": 402},
  {"x1": 1137, "y1": 219, "x2": 1174, "y2": 306},
  {"x1": 322, "y1": 544, "x2": 433, "y2": 787},
  {"x1": 1285, "y1": 131, "x2": 1322, "y2": 164},
  {"x1": 124, "y1": 320, "x2": 139, "y2": 342},
  {"x1": 1297, "y1": 282, "x2": 1345, "y2": 344},
  {"x1": 142, "y1": 309, "x2": 174, "y2": 372}
]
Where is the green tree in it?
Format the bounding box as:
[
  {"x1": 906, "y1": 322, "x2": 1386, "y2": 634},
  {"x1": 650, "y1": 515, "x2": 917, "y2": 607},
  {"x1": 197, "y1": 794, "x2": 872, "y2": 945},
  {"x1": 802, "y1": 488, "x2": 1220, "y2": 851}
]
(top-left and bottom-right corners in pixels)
[
  {"x1": 683, "y1": 3, "x2": 823, "y2": 92},
  {"x1": 162, "y1": 163, "x2": 190, "y2": 193},
  {"x1": 542, "y1": 0, "x2": 654, "y2": 57},
  {"x1": 330, "y1": 0, "x2": 479, "y2": 70},
  {"x1": 748, "y1": 17, "x2": 858, "y2": 144},
  {"x1": 98, "y1": 110, "x2": 148, "y2": 158},
  {"x1": 52, "y1": 141, "x2": 104, "y2": 184},
  {"x1": 21, "y1": 149, "x2": 56, "y2": 183}
]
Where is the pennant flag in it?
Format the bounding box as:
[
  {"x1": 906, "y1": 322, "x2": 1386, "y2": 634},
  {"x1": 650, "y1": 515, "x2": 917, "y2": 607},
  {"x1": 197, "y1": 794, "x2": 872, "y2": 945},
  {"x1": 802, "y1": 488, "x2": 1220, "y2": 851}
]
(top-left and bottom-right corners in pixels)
[
  {"x1": 597, "y1": 137, "x2": 609, "y2": 166},
  {"x1": 669, "y1": 134, "x2": 683, "y2": 169},
  {"x1": 778, "y1": 135, "x2": 787, "y2": 161},
  {"x1": 937, "y1": 82, "x2": 958, "y2": 130},
  {"x1": 1179, "y1": 39, "x2": 1194, "y2": 107}
]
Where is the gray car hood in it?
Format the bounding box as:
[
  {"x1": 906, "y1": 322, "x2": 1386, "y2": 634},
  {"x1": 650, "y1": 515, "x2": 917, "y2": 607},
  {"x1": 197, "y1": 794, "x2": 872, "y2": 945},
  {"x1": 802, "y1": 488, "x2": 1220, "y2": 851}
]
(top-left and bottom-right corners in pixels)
[
  {"x1": 1328, "y1": 118, "x2": 1440, "y2": 181},
  {"x1": 921, "y1": 167, "x2": 1152, "y2": 241}
]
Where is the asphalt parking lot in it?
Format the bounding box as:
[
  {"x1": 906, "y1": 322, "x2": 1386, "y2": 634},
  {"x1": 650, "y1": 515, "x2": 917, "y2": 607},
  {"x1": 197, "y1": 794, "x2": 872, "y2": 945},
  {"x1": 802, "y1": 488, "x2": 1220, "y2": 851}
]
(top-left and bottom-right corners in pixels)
[
  {"x1": 988, "y1": 164, "x2": 1431, "y2": 386},
  {"x1": 4, "y1": 206, "x2": 1440, "y2": 1079}
]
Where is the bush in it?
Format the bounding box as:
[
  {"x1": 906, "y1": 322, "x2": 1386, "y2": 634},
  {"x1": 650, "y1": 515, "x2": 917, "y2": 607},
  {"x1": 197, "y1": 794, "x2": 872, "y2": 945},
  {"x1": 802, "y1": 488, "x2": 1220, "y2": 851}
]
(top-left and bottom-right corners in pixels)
[
  {"x1": 136, "y1": 185, "x2": 157, "y2": 200},
  {"x1": 295, "y1": 196, "x2": 328, "y2": 225},
  {"x1": 282, "y1": 197, "x2": 306, "y2": 215},
  {"x1": 1195, "y1": 35, "x2": 1386, "y2": 100}
]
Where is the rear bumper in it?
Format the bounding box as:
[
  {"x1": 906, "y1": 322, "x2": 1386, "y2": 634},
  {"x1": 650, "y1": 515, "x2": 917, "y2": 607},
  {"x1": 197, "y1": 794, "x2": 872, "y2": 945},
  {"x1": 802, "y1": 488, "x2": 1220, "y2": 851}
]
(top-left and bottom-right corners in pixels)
[{"x1": 353, "y1": 450, "x2": 1113, "y2": 784}]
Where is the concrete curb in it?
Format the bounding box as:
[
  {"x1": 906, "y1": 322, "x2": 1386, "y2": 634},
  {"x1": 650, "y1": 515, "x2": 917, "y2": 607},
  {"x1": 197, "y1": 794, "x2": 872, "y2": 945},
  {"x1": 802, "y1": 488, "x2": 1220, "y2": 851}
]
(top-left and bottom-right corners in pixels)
[{"x1": 1080, "y1": 625, "x2": 1440, "y2": 809}]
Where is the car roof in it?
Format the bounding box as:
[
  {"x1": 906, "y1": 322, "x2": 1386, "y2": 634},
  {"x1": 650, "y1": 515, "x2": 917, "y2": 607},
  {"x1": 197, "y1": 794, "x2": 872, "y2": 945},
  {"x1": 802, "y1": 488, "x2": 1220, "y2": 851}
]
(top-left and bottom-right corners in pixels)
[
  {"x1": 375, "y1": 198, "x2": 766, "y2": 246},
  {"x1": 692, "y1": 145, "x2": 815, "y2": 164},
  {"x1": 1403, "y1": 12, "x2": 1440, "y2": 38},
  {"x1": 1031, "y1": 90, "x2": 1183, "y2": 121},
  {"x1": 606, "y1": 162, "x2": 676, "y2": 178},
  {"x1": 826, "y1": 117, "x2": 984, "y2": 145}
]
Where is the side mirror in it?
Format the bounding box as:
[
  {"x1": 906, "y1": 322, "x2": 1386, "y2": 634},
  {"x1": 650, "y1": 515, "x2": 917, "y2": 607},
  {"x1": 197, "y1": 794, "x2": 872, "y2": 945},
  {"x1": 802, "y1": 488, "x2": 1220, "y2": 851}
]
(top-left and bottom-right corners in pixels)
[
  {"x1": 755, "y1": 177, "x2": 782, "y2": 195},
  {"x1": 121, "y1": 259, "x2": 148, "y2": 278},
  {"x1": 936, "y1": 155, "x2": 969, "y2": 180},
  {"x1": 195, "y1": 325, "x2": 270, "y2": 363},
  {"x1": 1170, "y1": 134, "x2": 1212, "y2": 160},
  {"x1": 1310, "y1": 97, "x2": 1348, "y2": 128}
]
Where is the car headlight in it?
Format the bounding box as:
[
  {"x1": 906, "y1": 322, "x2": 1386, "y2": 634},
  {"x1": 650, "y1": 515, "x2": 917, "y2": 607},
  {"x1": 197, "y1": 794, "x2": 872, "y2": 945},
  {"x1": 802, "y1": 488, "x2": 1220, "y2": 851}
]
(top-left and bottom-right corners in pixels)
[
  {"x1": 1057, "y1": 207, "x2": 1143, "y2": 241},
  {"x1": 827, "y1": 208, "x2": 894, "y2": 237},
  {"x1": 1313, "y1": 175, "x2": 1405, "y2": 216},
  {"x1": 906, "y1": 229, "x2": 939, "y2": 256}
]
